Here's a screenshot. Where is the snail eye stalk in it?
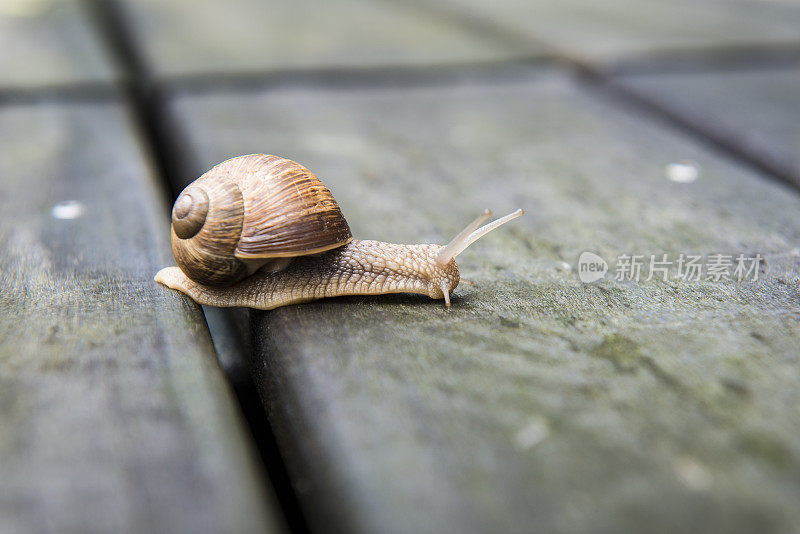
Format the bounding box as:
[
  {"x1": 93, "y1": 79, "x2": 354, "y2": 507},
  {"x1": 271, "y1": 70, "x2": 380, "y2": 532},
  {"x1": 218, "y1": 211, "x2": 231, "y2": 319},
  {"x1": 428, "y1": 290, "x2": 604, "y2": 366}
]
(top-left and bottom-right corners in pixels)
[{"x1": 436, "y1": 209, "x2": 524, "y2": 267}]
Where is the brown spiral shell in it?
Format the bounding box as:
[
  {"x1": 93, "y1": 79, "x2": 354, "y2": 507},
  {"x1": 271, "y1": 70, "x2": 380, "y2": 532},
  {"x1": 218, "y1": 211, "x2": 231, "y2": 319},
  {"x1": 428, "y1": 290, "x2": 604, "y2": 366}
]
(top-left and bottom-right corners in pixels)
[{"x1": 170, "y1": 154, "x2": 353, "y2": 286}]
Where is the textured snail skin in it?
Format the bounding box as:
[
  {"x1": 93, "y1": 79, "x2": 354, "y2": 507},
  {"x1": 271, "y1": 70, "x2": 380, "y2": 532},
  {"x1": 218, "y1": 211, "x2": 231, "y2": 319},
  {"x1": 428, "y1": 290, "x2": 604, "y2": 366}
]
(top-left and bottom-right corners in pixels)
[{"x1": 155, "y1": 240, "x2": 459, "y2": 310}]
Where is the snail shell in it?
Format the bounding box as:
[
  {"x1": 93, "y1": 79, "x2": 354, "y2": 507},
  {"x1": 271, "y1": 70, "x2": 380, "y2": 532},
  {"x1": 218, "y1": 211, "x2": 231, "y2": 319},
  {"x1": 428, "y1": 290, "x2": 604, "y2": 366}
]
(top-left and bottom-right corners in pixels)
[{"x1": 170, "y1": 154, "x2": 353, "y2": 286}]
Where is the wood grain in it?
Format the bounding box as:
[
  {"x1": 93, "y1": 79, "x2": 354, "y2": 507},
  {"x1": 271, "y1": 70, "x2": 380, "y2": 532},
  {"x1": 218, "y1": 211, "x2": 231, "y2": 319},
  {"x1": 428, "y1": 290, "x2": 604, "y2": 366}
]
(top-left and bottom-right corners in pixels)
[
  {"x1": 403, "y1": 0, "x2": 800, "y2": 71},
  {"x1": 0, "y1": 0, "x2": 116, "y2": 91},
  {"x1": 112, "y1": 0, "x2": 535, "y2": 79},
  {"x1": 0, "y1": 99, "x2": 281, "y2": 534},
  {"x1": 612, "y1": 66, "x2": 800, "y2": 187},
  {"x1": 166, "y1": 71, "x2": 800, "y2": 534}
]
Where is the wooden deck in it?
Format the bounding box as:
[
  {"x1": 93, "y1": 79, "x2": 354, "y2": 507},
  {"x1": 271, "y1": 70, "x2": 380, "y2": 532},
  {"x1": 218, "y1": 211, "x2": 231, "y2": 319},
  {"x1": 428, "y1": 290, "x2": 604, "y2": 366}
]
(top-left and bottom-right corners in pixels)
[{"x1": 2, "y1": 1, "x2": 800, "y2": 533}]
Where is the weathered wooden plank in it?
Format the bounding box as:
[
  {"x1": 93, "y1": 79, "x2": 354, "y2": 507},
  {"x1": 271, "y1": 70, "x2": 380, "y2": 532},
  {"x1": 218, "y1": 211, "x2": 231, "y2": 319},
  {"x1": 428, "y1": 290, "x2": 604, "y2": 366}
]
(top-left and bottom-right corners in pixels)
[
  {"x1": 0, "y1": 0, "x2": 117, "y2": 90},
  {"x1": 166, "y1": 71, "x2": 800, "y2": 533},
  {"x1": 0, "y1": 100, "x2": 282, "y2": 534},
  {"x1": 113, "y1": 0, "x2": 536, "y2": 80},
  {"x1": 404, "y1": 0, "x2": 800, "y2": 70},
  {"x1": 610, "y1": 66, "x2": 800, "y2": 187}
]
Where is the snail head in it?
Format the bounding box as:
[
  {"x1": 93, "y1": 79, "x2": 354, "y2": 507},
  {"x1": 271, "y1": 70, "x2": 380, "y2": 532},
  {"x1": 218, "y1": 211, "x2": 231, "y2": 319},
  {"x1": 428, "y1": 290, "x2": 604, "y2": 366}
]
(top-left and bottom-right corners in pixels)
[{"x1": 433, "y1": 208, "x2": 525, "y2": 305}]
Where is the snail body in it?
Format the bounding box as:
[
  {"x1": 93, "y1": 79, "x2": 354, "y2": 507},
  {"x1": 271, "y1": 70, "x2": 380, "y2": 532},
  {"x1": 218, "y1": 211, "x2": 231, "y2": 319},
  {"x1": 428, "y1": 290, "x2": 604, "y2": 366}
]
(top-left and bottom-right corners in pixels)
[
  {"x1": 155, "y1": 154, "x2": 523, "y2": 310},
  {"x1": 157, "y1": 240, "x2": 458, "y2": 310}
]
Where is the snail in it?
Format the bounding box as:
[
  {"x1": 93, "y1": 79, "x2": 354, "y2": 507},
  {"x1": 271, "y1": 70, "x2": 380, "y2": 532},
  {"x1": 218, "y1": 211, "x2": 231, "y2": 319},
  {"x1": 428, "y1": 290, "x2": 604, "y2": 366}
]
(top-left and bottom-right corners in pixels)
[{"x1": 155, "y1": 154, "x2": 523, "y2": 310}]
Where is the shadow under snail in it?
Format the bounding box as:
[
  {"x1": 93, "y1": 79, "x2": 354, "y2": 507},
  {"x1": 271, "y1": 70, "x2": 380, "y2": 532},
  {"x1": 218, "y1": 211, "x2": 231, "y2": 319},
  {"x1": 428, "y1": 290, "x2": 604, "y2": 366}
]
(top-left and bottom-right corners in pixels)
[{"x1": 155, "y1": 154, "x2": 523, "y2": 310}]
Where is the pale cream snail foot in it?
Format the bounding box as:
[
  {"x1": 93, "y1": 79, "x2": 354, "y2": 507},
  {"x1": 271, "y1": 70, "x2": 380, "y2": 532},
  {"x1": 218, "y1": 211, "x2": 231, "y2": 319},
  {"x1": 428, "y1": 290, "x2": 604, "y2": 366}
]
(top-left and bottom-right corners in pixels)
[
  {"x1": 155, "y1": 267, "x2": 206, "y2": 303},
  {"x1": 156, "y1": 266, "x2": 264, "y2": 308},
  {"x1": 155, "y1": 266, "x2": 186, "y2": 289}
]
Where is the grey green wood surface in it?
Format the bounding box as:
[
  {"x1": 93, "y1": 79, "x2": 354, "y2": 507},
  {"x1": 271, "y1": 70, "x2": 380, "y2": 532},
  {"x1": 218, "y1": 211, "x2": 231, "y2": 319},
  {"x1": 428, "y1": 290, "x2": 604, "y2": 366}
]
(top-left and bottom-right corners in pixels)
[
  {"x1": 0, "y1": 0, "x2": 117, "y2": 90},
  {"x1": 407, "y1": 0, "x2": 800, "y2": 70},
  {"x1": 165, "y1": 71, "x2": 800, "y2": 533},
  {"x1": 611, "y1": 66, "x2": 800, "y2": 187},
  {"x1": 113, "y1": 0, "x2": 535, "y2": 80},
  {"x1": 0, "y1": 100, "x2": 281, "y2": 534}
]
